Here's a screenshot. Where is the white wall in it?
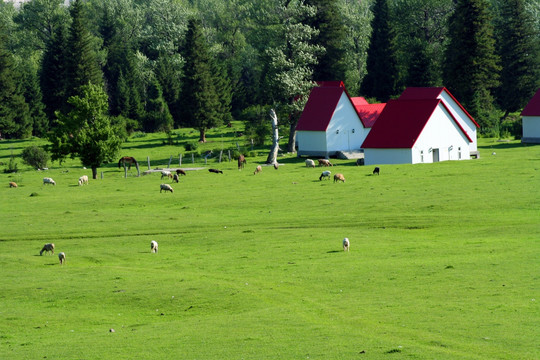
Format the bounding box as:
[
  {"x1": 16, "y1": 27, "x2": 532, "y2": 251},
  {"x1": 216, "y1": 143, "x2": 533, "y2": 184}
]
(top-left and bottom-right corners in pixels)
[
  {"x1": 297, "y1": 131, "x2": 328, "y2": 156},
  {"x1": 522, "y1": 116, "x2": 540, "y2": 143},
  {"x1": 326, "y1": 93, "x2": 369, "y2": 153},
  {"x1": 364, "y1": 148, "x2": 412, "y2": 165},
  {"x1": 440, "y1": 92, "x2": 477, "y2": 151}
]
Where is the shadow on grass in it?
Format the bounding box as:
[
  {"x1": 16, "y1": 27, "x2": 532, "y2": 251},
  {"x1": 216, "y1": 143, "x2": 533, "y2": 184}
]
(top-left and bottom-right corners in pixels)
[
  {"x1": 327, "y1": 250, "x2": 341, "y2": 254},
  {"x1": 478, "y1": 141, "x2": 539, "y2": 150}
]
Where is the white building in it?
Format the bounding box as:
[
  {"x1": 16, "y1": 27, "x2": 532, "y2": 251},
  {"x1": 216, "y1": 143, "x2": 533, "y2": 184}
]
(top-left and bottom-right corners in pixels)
[
  {"x1": 361, "y1": 99, "x2": 473, "y2": 165},
  {"x1": 521, "y1": 88, "x2": 540, "y2": 144}
]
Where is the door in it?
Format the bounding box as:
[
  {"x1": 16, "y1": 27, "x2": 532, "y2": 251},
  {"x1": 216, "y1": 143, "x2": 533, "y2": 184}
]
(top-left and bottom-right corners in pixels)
[{"x1": 432, "y1": 148, "x2": 439, "y2": 162}]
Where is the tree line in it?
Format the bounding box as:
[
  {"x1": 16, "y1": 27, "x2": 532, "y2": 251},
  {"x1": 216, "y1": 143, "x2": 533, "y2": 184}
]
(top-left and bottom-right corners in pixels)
[{"x1": 0, "y1": 0, "x2": 539, "y2": 150}]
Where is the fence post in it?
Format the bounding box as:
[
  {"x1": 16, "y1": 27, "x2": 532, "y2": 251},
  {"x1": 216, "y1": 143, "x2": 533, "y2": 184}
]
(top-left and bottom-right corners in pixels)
[
  {"x1": 192, "y1": 153, "x2": 194, "y2": 164},
  {"x1": 168, "y1": 155, "x2": 173, "y2": 168},
  {"x1": 179, "y1": 154, "x2": 182, "y2": 166},
  {"x1": 228, "y1": 150, "x2": 231, "y2": 162},
  {"x1": 124, "y1": 163, "x2": 127, "y2": 178},
  {"x1": 219, "y1": 150, "x2": 223, "y2": 163},
  {"x1": 147, "y1": 156, "x2": 150, "y2": 170},
  {"x1": 101, "y1": 171, "x2": 104, "y2": 179}
]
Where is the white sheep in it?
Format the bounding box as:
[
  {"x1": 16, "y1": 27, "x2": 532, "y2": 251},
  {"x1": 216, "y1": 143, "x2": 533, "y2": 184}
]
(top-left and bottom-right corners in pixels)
[
  {"x1": 343, "y1": 238, "x2": 350, "y2": 252},
  {"x1": 254, "y1": 165, "x2": 262, "y2": 175},
  {"x1": 78, "y1": 175, "x2": 89, "y2": 186},
  {"x1": 58, "y1": 252, "x2": 66, "y2": 265},
  {"x1": 160, "y1": 184, "x2": 173, "y2": 193},
  {"x1": 305, "y1": 159, "x2": 315, "y2": 168},
  {"x1": 319, "y1": 170, "x2": 331, "y2": 180},
  {"x1": 161, "y1": 170, "x2": 172, "y2": 179},
  {"x1": 43, "y1": 177, "x2": 56, "y2": 185},
  {"x1": 40, "y1": 243, "x2": 55, "y2": 255},
  {"x1": 151, "y1": 240, "x2": 158, "y2": 253}
]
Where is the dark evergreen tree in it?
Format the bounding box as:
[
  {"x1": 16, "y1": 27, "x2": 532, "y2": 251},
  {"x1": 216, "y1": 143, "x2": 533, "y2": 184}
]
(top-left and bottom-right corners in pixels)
[
  {"x1": 495, "y1": 0, "x2": 540, "y2": 118},
  {"x1": 211, "y1": 60, "x2": 233, "y2": 125},
  {"x1": 65, "y1": 0, "x2": 103, "y2": 99},
  {"x1": 20, "y1": 60, "x2": 48, "y2": 137},
  {"x1": 360, "y1": 0, "x2": 400, "y2": 101},
  {"x1": 406, "y1": 40, "x2": 437, "y2": 87},
  {"x1": 155, "y1": 56, "x2": 182, "y2": 128},
  {"x1": 143, "y1": 79, "x2": 173, "y2": 133},
  {"x1": 304, "y1": 0, "x2": 347, "y2": 81},
  {"x1": 40, "y1": 22, "x2": 68, "y2": 120},
  {"x1": 180, "y1": 18, "x2": 220, "y2": 142},
  {"x1": 443, "y1": 0, "x2": 500, "y2": 128},
  {"x1": 0, "y1": 27, "x2": 31, "y2": 139}
]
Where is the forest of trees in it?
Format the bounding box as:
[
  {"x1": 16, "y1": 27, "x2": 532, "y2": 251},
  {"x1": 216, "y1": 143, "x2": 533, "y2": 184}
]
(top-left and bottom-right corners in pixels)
[{"x1": 0, "y1": 0, "x2": 539, "y2": 149}]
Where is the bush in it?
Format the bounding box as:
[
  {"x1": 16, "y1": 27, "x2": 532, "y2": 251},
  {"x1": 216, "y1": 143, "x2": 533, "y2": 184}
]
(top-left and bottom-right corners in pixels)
[
  {"x1": 21, "y1": 145, "x2": 49, "y2": 169},
  {"x1": 4, "y1": 154, "x2": 18, "y2": 173},
  {"x1": 184, "y1": 141, "x2": 199, "y2": 151}
]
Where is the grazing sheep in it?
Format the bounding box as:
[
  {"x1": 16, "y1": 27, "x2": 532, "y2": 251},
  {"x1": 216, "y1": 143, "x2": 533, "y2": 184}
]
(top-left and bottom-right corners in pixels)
[
  {"x1": 172, "y1": 174, "x2": 179, "y2": 183},
  {"x1": 318, "y1": 159, "x2": 333, "y2": 167},
  {"x1": 208, "y1": 169, "x2": 223, "y2": 174},
  {"x1": 161, "y1": 171, "x2": 172, "y2": 179},
  {"x1": 160, "y1": 183, "x2": 174, "y2": 193},
  {"x1": 254, "y1": 165, "x2": 262, "y2": 175},
  {"x1": 333, "y1": 173, "x2": 345, "y2": 183},
  {"x1": 238, "y1": 154, "x2": 246, "y2": 170},
  {"x1": 305, "y1": 159, "x2": 315, "y2": 168},
  {"x1": 373, "y1": 167, "x2": 380, "y2": 175},
  {"x1": 319, "y1": 170, "x2": 331, "y2": 181},
  {"x1": 150, "y1": 240, "x2": 158, "y2": 253},
  {"x1": 58, "y1": 252, "x2": 66, "y2": 265},
  {"x1": 343, "y1": 238, "x2": 350, "y2": 251},
  {"x1": 176, "y1": 169, "x2": 186, "y2": 176},
  {"x1": 78, "y1": 175, "x2": 89, "y2": 186},
  {"x1": 9, "y1": 181, "x2": 17, "y2": 188},
  {"x1": 43, "y1": 177, "x2": 56, "y2": 185},
  {"x1": 40, "y1": 243, "x2": 55, "y2": 255}
]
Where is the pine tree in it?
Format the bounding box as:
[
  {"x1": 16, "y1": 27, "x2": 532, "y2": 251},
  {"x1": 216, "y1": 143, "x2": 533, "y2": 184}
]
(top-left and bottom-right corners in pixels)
[
  {"x1": 155, "y1": 56, "x2": 182, "y2": 128},
  {"x1": 360, "y1": 0, "x2": 400, "y2": 102},
  {"x1": 65, "y1": 0, "x2": 103, "y2": 99},
  {"x1": 0, "y1": 27, "x2": 31, "y2": 139},
  {"x1": 143, "y1": 79, "x2": 173, "y2": 133},
  {"x1": 304, "y1": 0, "x2": 347, "y2": 82},
  {"x1": 443, "y1": 0, "x2": 500, "y2": 128},
  {"x1": 40, "y1": 22, "x2": 68, "y2": 120},
  {"x1": 406, "y1": 40, "x2": 437, "y2": 87},
  {"x1": 21, "y1": 59, "x2": 48, "y2": 137},
  {"x1": 211, "y1": 60, "x2": 233, "y2": 125},
  {"x1": 180, "y1": 18, "x2": 220, "y2": 142},
  {"x1": 495, "y1": 0, "x2": 540, "y2": 118}
]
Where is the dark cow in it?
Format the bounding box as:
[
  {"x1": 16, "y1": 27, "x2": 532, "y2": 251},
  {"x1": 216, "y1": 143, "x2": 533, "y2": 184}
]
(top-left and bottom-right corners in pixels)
[{"x1": 209, "y1": 169, "x2": 223, "y2": 174}]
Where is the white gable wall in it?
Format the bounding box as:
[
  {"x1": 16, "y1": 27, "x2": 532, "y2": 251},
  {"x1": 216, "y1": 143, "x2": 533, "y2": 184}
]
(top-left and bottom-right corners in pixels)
[
  {"x1": 439, "y1": 92, "x2": 477, "y2": 151},
  {"x1": 326, "y1": 93, "x2": 369, "y2": 153},
  {"x1": 522, "y1": 116, "x2": 540, "y2": 143},
  {"x1": 296, "y1": 131, "x2": 328, "y2": 156}
]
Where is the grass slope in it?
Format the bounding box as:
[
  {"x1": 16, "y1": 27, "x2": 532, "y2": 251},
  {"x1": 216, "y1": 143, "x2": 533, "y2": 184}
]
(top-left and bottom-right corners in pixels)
[{"x1": 0, "y1": 131, "x2": 538, "y2": 359}]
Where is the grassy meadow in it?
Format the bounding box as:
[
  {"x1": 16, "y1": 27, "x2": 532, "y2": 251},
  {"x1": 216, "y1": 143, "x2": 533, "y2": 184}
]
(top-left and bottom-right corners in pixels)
[{"x1": 0, "y1": 127, "x2": 538, "y2": 359}]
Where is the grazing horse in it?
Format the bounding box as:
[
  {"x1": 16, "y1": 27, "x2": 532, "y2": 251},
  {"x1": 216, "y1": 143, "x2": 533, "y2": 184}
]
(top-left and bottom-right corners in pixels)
[
  {"x1": 238, "y1": 154, "x2": 246, "y2": 170},
  {"x1": 118, "y1": 156, "x2": 139, "y2": 170}
]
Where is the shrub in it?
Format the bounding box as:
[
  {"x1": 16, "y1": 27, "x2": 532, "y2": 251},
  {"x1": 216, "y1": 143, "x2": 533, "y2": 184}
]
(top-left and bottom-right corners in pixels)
[
  {"x1": 21, "y1": 145, "x2": 50, "y2": 169},
  {"x1": 4, "y1": 153, "x2": 19, "y2": 173},
  {"x1": 185, "y1": 141, "x2": 199, "y2": 151}
]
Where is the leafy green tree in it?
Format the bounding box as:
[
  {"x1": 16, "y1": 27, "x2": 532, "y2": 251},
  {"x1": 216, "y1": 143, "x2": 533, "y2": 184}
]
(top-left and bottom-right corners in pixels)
[
  {"x1": 40, "y1": 23, "x2": 68, "y2": 120},
  {"x1": 48, "y1": 83, "x2": 122, "y2": 179},
  {"x1": 22, "y1": 145, "x2": 50, "y2": 169},
  {"x1": 360, "y1": 0, "x2": 400, "y2": 101},
  {"x1": 304, "y1": 0, "x2": 347, "y2": 82},
  {"x1": 443, "y1": 0, "x2": 500, "y2": 129},
  {"x1": 65, "y1": 0, "x2": 103, "y2": 100},
  {"x1": 0, "y1": 27, "x2": 31, "y2": 139},
  {"x1": 180, "y1": 17, "x2": 220, "y2": 142},
  {"x1": 494, "y1": 0, "x2": 540, "y2": 119},
  {"x1": 265, "y1": 0, "x2": 323, "y2": 152}
]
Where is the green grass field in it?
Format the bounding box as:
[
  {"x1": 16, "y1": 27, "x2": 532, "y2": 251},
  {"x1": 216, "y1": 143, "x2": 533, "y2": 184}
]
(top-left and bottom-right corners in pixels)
[{"x1": 0, "y1": 129, "x2": 538, "y2": 359}]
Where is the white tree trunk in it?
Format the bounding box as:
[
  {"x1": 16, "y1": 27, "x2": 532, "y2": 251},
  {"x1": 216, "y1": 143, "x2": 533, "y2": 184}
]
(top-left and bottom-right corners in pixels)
[{"x1": 266, "y1": 108, "x2": 280, "y2": 165}]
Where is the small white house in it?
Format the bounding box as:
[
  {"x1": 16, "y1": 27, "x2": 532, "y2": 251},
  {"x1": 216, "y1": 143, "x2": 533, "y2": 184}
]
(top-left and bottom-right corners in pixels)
[
  {"x1": 398, "y1": 87, "x2": 480, "y2": 154},
  {"x1": 362, "y1": 99, "x2": 473, "y2": 165},
  {"x1": 521, "y1": 88, "x2": 540, "y2": 144},
  {"x1": 296, "y1": 82, "x2": 372, "y2": 157}
]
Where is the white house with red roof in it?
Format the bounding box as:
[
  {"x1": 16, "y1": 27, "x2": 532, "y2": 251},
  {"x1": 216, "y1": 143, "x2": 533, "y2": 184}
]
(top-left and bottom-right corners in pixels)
[
  {"x1": 521, "y1": 88, "x2": 540, "y2": 144},
  {"x1": 296, "y1": 83, "x2": 385, "y2": 157},
  {"x1": 398, "y1": 87, "x2": 479, "y2": 153},
  {"x1": 361, "y1": 98, "x2": 473, "y2": 165}
]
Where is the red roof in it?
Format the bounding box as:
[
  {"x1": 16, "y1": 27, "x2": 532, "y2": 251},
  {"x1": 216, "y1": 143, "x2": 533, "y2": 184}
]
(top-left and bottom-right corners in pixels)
[
  {"x1": 521, "y1": 88, "x2": 540, "y2": 116},
  {"x1": 399, "y1": 87, "x2": 479, "y2": 128},
  {"x1": 351, "y1": 97, "x2": 369, "y2": 106},
  {"x1": 361, "y1": 99, "x2": 472, "y2": 149},
  {"x1": 355, "y1": 103, "x2": 386, "y2": 128},
  {"x1": 296, "y1": 86, "x2": 347, "y2": 131}
]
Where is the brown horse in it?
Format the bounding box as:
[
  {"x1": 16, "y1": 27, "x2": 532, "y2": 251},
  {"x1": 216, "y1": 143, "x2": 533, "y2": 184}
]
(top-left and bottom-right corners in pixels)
[
  {"x1": 238, "y1": 154, "x2": 246, "y2": 170},
  {"x1": 118, "y1": 156, "x2": 139, "y2": 170}
]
